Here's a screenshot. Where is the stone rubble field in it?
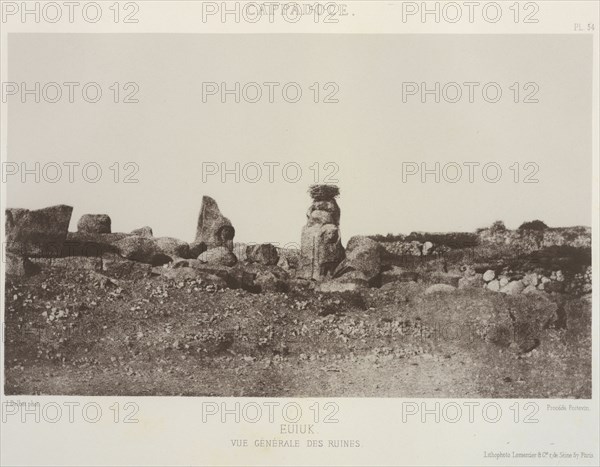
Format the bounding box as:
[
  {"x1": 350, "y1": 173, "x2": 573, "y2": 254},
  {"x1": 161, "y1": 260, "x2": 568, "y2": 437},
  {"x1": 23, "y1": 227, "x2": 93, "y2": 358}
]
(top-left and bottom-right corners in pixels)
[{"x1": 4, "y1": 190, "x2": 592, "y2": 397}]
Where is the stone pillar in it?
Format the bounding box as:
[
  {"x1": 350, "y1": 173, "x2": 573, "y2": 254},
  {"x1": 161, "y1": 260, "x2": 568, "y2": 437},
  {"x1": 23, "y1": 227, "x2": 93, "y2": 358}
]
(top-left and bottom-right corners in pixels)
[
  {"x1": 194, "y1": 196, "x2": 235, "y2": 251},
  {"x1": 298, "y1": 185, "x2": 345, "y2": 280}
]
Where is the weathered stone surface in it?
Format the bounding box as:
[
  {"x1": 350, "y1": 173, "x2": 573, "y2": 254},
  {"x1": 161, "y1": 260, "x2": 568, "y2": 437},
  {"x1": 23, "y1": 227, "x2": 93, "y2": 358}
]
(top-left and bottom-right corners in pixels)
[
  {"x1": 522, "y1": 285, "x2": 539, "y2": 295},
  {"x1": 422, "y1": 241, "x2": 434, "y2": 256},
  {"x1": 278, "y1": 248, "x2": 300, "y2": 269},
  {"x1": 156, "y1": 237, "x2": 191, "y2": 259},
  {"x1": 61, "y1": 232, "x2": 127, "y2": 257},
  {"x1": 308, "y1": 210, "x2": 337, "y2": 226},
  {"x1": 299, "y1": 224, "x2": 345, "y2": 280},
  {"x1": 500, "y1": 280, "x2": 525, "y2": 295},
  {"x1": 114, "y1": 236, "x2": 172, "y2": 265},
  {"x1": 131, "y1": 226, "x2": 153, "y2": 237},
  {"x1": 189, "y1": 241, "x2": 207, "y2": 258},
  {"x1": 198, "y1": 246, "x2": 238, "y2": 266},
  {"x1": 333, "y1": 270, "x2": 369, "y2": 288},
  {"x1": 277, "y1": 256, "x2": 291, "y2": 271},
  {"x1": 5, "y1": 205, "x2": 73, "y2": 257},
  {"x1": 195, "y1": 196, "x2": 235, "y2": 251},
  {"x1": 483, "y1": 270, "x2": 496, "y2": 282},
  {"x1": 307, "y1": 200, "x2": 340, "y2": 224},
  {"x1": 333, "y1": 236, "x2": 382, "y2": 286},
  {"x1": 487, "y1": 280, "x2": 501, "y2": 292},
  {"x1": 219, "y1": 263, "x2": 288, "y2": 293},
  {"x1": 255, "y1": 270, "x2": 289, "y2": 292},
  {"x1": 522, "y1": 272, "x2": 539, "y2": 287},
  {"x1": 5, "y1": 253, "x2": 39, "y2": 277},
  {"x1": 425, "y1": 283, "x2": 456, "y2": 294},
  {"x1": 179, "y1": 259, "x2": 232, "y2": 275},
  {"x1": 77, "y1": 214, "x2": 111, "y2": 234},
  {"x1": 298, "y1": 186, "x2": 345, "y2": 281},
  {"x1": 246, "y1": 243, "x2": 279, "y2": 266}
]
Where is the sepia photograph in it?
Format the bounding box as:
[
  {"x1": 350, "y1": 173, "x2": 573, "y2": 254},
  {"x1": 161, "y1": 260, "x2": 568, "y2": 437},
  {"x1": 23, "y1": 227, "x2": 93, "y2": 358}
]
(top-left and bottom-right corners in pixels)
[{"x1": 1, "y1": 1, "x2": 598, "y2": 466}]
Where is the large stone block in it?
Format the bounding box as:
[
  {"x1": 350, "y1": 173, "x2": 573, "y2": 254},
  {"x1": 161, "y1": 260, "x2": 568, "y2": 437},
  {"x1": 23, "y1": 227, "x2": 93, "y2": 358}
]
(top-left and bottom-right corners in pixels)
[
  {"x1": 5, "y1": 205, "x2": 73, "y2": 257},
  {"x1": 198, "y1": 246, "x2": 238, "y2": 266},
  {"x1": 114, "y1": 236, "x2": 172, "y2": 265},
  {"x1": 246, "y1": 243, "x2": 279, "y2": 266},
  {"x1": 77, "y1": 214, "x2": 111, "y2": 234},
  {"x1": 333, "y1": 236, "x2": 383, "y2": 286}
]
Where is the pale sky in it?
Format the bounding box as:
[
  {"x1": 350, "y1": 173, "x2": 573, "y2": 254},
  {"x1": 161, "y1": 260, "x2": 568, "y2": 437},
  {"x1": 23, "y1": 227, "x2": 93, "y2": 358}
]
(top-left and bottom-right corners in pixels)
[{"x1": 6, "y1": 33, "x2": 593, "y2": 245}]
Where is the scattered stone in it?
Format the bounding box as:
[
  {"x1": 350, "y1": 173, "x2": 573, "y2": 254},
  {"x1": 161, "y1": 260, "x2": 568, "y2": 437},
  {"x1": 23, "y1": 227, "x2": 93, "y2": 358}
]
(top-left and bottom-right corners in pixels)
[
  {"x1": 522, "y1": 273, "x2": 539, "y2": 287},
  {"x1": 498, "y1": 276, "x2": 509, "y2": 287},
  {"x1": 487, "y1": 279, "x2": 500, "y2": 292},
  {"x1": 500, "y1": 280, "x2": 525, "y2": 295},
  {"x1": 246, "y1": 243, "x2": 279, "y2": 266},
  {"x1": 422, "y1": 241, "x2": 434, "y2": 256},
  {"x1": 522, "y1": 285, "x2": 539, "y2": 295},
  {"x1": 425, "y1": 283, "x2": 456, "y2": 294},
  {"x1": 5, "y1": 205, "x2": 73, "y2": 257},
  {"x1": 555, "y1": 270, "x2": 564, "y2": 282},
  {"x1": 198, "y1": 246, "x2": 238, "y2": 266},
  {"x1": 77, "y1": 214, "x2": 111, "y2": 234},
  {"x1": 194, "y1": 196, "x2": 235, "y2": 251},
  {"x1": 131, "y1": 226, "x2": 153, "y2": 237},
  {"x1": 114, "y1": 236, "x2": 172, "y2": 265},
  {"x1": 483, "y1": 270, "x2": 496, "y2": 282}
]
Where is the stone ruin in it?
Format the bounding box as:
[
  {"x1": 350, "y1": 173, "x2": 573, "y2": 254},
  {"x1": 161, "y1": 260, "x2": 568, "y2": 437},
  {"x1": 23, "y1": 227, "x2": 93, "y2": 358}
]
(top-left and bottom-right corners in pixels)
[
  {"x1": 298, "y1": 184, "x2": 345, "y2": 281},
  {"x1": 193, "y1": 196, "x2": 238, "y2": 266},
  {"x1": 4, "y1": 185, "x2": 591, "y2": 297},
  {"x1": 194, "y1": 196, "x2": 235, "y2": 251}
]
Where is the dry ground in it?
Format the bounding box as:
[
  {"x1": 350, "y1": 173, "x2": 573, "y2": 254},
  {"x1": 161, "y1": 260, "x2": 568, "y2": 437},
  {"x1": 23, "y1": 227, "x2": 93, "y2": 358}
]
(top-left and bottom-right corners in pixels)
[{"x1": 4, "y1": 266, "x2": 592, "y2": 398}]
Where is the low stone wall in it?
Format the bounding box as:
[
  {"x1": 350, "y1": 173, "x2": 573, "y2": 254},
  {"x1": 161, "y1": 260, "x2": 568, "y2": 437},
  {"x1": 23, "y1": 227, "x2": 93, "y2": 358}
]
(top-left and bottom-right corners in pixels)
[{"x1": 477, "y1": 226, "x2": 591, "y2": 250}]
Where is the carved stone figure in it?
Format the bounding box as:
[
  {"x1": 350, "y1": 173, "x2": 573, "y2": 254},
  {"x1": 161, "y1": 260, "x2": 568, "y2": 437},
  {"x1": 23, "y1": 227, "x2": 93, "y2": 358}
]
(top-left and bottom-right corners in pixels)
[{"x1": 298, "y1": 185, "x2": 345, "y2": 280}]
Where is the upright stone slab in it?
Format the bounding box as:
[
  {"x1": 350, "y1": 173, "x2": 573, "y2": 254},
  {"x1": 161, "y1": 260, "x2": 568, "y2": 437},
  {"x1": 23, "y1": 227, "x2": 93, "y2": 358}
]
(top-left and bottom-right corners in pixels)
[
  {"x1": 194, "y1": 196, "x2": 235, "y2": 251},
  {"x1": 298, "y1": 185, "x2": 345, "y2": 280}
]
